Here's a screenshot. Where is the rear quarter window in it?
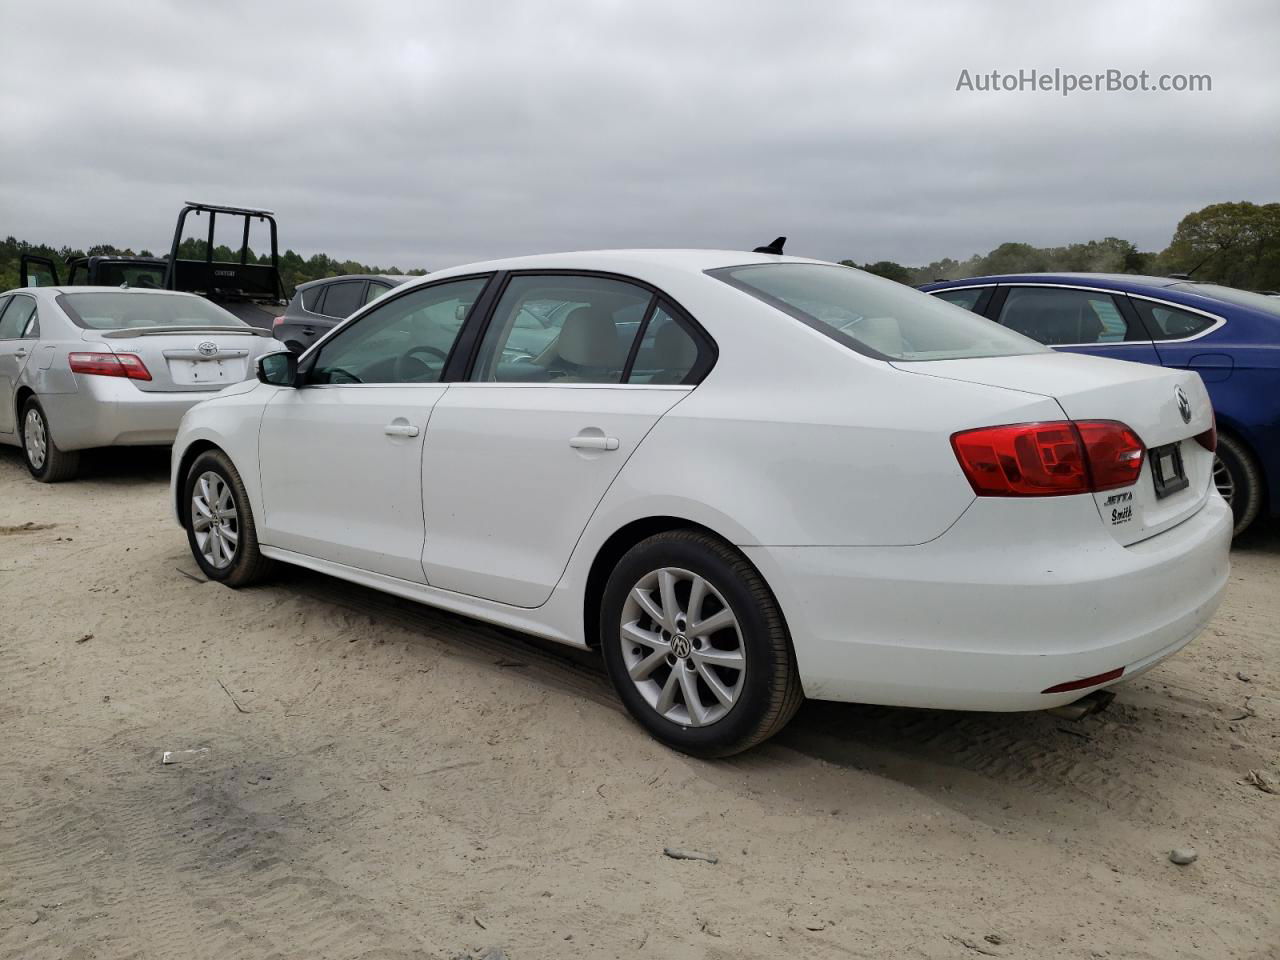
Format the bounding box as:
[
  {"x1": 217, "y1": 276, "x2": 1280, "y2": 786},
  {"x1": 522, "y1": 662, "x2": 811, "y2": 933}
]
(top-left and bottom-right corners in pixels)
[{"x1": 1132, "y1": 299, "x2": 1218, "y2": 340}]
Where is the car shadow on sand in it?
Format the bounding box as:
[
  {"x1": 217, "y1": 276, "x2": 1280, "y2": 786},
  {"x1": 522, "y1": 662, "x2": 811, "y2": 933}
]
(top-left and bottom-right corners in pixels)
[{"x1": 0, "y1": 444, "x2": 171, "y2": 484}]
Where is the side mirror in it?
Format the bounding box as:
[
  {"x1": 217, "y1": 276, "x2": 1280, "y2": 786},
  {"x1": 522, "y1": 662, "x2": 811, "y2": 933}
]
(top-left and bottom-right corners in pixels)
[{"x1": 257, "y1": 350, "x2": 298, "y2": 387}]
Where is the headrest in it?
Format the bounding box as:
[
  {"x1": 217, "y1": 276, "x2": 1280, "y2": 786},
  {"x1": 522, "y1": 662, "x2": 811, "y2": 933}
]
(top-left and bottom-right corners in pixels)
[{"x1": 557, "y1": 306, "x2": 622, "y2": 367}]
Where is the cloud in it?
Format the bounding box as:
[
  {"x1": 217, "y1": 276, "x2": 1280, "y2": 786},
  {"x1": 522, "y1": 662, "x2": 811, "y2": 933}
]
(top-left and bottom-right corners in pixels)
[{"x1": 1, "y1": 0, "x2": 1276, "y2": 271}]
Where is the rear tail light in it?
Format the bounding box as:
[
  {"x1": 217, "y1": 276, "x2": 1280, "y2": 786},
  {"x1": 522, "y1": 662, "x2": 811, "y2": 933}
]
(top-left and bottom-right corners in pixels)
[
  {"x1": 272, "y1": 314, "x2": 285, "y2": 328},
  {"x1": 951, "y1": 420, "x2": 1144, "y2": 497},
  {"x1": 68, "y1": 351, "x2": 152, "y2": 381},
  {"x1": 1194, "y1": 416, "x2": 1217, "y2": 453}
]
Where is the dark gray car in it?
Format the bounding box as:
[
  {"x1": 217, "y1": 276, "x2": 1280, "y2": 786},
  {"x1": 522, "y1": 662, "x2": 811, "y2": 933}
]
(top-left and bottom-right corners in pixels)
[{"x1": 272, "y1": 274, "x2": 411, "y2": 353}]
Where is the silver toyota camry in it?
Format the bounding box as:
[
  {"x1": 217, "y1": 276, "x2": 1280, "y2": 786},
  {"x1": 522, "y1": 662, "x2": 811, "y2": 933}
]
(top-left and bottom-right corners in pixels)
[{"x1": 0, "y1": 286, "x2": 278, "y2": 481}]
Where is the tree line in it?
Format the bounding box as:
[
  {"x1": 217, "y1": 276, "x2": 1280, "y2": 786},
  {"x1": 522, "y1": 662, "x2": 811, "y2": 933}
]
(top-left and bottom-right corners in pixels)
[
  {"x1": 4, "y1": 201, "x2": 1277, "y2": 296},
  {"x1": 848, "y1": 202, "x2": 1280, "y2": 290}
]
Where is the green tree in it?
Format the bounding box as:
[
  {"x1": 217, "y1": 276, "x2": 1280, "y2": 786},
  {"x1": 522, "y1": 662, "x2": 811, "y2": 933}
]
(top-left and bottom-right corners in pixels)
[{"x1": 1161, "y1": 202, "x2": 1280, "y2": 289}]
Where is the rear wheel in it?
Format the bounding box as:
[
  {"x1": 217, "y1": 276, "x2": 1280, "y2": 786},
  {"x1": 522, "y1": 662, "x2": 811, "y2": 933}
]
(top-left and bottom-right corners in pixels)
[
  {"x1": 20, "y1": 397, "x2": 79, "y2": 482},
  {"x1": 600, "y1": 530, "x2": 803, "y2": 758},
  {"x1": 1214, "y1": 433, "x2": 1262, "y2": 536},
  {"x1": 184, "y1": 449, "x2": 275, "y2": 586}
]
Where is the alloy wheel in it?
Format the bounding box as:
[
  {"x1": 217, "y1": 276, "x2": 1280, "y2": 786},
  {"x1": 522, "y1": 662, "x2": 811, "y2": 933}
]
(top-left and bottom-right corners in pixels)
[
  {"x1": 191, "y1": 471, "x2": 239, "y2": 569},
  {"x1": 619, "y1": 567, "x2": 746, "y2": 727},
  {"x1": 1212, "y1": 454, "x2": 1235, "y2": 507},
  {"x1": 23, "y1": 408, "x2": 47, "y2": 470}
]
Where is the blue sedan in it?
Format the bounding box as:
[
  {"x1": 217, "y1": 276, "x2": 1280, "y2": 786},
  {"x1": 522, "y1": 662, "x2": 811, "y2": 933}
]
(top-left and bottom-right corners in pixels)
[{"x1": 920, "y1": 273, "x2": 1280, "y2": 535}]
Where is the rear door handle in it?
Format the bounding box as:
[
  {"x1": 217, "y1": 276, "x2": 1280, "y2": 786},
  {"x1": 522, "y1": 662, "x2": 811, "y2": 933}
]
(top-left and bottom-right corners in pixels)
[
  {"x1": 384, "y1": 422, "x2": 420, "y2": 438},
  {"x1": 569, "y1": 435, "x2": 619, "y2": 451},
  {"x1": 13, "y1": 348, "x2": 27, "y2": 358}
]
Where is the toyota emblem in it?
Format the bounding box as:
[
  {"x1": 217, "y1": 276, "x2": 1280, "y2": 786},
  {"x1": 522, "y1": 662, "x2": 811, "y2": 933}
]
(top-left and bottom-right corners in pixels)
[
  {"x1": 1174, "y1": 385, "x2": 1192, "y2": 424},
  {"x1": 197, "y1": 341, "x2": 218, "y2": 357}
]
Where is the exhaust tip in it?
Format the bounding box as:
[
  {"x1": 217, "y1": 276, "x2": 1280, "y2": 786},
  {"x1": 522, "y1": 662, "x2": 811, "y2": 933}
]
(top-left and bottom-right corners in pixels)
[{"x1": 1046, "y1": 689, "x2": 1116, "y2": 721}]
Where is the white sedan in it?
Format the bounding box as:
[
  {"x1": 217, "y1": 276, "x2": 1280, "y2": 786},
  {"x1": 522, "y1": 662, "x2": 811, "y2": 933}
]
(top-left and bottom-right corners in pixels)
[{"x1": 170, "y1": 250, "x2": 1231, "y2": 756}]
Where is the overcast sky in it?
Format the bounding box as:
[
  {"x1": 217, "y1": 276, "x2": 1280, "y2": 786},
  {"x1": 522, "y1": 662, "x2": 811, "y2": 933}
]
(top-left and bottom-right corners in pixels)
[{"x1": 2, "y1": 0, "x2": 1277, "y2": 271}]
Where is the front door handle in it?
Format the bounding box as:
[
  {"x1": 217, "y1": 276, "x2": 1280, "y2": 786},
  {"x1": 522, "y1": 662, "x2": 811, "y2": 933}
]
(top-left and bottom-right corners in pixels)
[
  {"x1": 569, "y1": 435, "x2": 619, "y2": 451},
  {"x1": 384, "y1": 422, "x2": 420, "y2": 438}
]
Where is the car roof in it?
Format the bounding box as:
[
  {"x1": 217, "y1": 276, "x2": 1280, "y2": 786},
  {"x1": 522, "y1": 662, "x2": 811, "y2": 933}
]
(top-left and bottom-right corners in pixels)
[
  {"x1": 294, "y1": 273, "x2": 414, "y2": 290},
  {"x1": 414, "y1": 248, "x2": 828, "y2": 282},
  {"x1": 922, "y1": 272, "x2": 1185, "y2": 290}
]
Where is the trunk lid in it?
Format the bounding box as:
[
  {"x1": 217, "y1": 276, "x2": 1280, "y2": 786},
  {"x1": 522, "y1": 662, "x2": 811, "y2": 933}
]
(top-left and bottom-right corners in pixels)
[
  {"x1": 81, "y1": 326, "x2": 272, "y2": 393},
  {"x1": 893, "y1": 352, "x2": 1215, "y2": 545}
]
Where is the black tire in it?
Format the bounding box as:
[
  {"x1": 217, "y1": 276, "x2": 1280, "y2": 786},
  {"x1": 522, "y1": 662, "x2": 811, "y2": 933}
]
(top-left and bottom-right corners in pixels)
[
  {"x1": 183, "y1": 449, "x2": 276, "y2": 587},
  {"x1": 1215, "y1": 433, "x2": 1263, "y2": 537},
  {"x1": 19, "y1": 397, "x2": 79, "y2": 482},
  {"x1": 600, "y1": 530, "x2": 803, "y2": 758}
]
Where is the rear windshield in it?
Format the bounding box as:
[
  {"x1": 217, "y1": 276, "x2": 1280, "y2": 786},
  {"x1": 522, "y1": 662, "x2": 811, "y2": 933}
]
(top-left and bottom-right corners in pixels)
[
  {"x1": 1169, "y1": 282, "x2": 1280, "y2": 318},
  {"x1": 93, "y1": 263, "x2": 167, "y2": 289},
  {"x1": 710, "y1": 263, "x2": 1047, "y2": 361},
  {"x1": 57, "y1": 292, "x2": 246, "y2": 330}
]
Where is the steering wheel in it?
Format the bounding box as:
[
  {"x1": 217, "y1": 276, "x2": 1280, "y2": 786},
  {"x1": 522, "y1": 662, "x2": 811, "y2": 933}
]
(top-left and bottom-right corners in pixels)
[{"x1": 394, "y1": 345, "x2": 448, "y2": 381}]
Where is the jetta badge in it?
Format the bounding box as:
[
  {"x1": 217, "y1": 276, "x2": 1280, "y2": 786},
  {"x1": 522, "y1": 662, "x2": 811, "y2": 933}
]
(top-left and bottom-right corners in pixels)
[
  {"x1": 1174, "y1": 385, "x2": 1192, "y2": 424},
  {"x1": 197, "y1": 341, "x2": 218, "y2": 357}
]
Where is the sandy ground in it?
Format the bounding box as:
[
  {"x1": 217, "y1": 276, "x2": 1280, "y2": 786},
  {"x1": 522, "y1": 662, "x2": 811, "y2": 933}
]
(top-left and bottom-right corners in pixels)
[{"x1": 0, "y1": 445, "x2": 1277, "y2": 960}]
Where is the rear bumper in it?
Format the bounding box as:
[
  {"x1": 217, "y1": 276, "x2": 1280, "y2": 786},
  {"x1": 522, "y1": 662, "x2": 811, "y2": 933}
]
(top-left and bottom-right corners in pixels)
[
  {"x1": 744, "y1": 493, "x2": 1232, "y2": 711},
  {"x1": 39, "y1": 379, "x2": 219, "y2": 450}
]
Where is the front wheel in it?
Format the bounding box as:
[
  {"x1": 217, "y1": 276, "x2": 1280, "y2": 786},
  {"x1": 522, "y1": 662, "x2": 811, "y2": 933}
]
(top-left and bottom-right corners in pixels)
[
  {"x1": 20, "y1": 397, "x2": 79, "y2": 482},
  {"x1": 600, "y1": 530, "x2": 803, "y2": 757},
  {"x1": 183, "y1": 449, "x2": 275, "y2": 586},
  {"x1": 1213, "y1": 434, "x2": 1263, "y2": 537}
]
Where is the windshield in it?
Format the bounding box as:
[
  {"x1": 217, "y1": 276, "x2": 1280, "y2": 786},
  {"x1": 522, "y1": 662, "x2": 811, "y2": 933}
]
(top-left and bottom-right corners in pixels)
[
  {"x1": 57, "y1": 292, "x2": 246, "y2": 330},
  {"x1": 710, "y1": 263, "x2": 1047, "y2": 361},
  {"x1": 1169, "y1": 282, "x2": 1280, "y2": 318}
]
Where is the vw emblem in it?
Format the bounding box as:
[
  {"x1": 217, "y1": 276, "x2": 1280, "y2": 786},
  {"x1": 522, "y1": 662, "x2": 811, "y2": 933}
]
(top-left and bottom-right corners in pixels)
[
  {"x1": 670, "y1": 634, "x2": 692, "y2": 659},
  {"x1": 1174, "y1": 385, "x2": 1192, "y2": 424},
  {"x1": 197, "y1": 341, "x2": 218, "y2": 357}
]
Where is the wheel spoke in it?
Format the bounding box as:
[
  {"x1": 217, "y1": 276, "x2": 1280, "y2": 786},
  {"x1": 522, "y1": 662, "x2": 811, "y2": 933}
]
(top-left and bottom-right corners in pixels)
[
  {"x1": 693, "y1": 646, "x2": 744, "y2": 669},
  {"x1": 677, "y1": 665, "x2": 707, "y2": 726},
  {"x1": 631, "y1": 587, "x2": 666, "y2": 630},
  {"x1": 655, "y1": 670, "x2": 680, "y2": 714},
  {"x1": 690, "y1": 607, "x2": 734, "y2": 637},
  {"x1": 220, "y1": 524, "x2": 239, "y2": 544},
  {"x1": 686, "y1": 575, "x2": 707, "y2": 625},
  {"x1": 622, "y1": 620, "x2": 666, "y2": 651},
  {"x1": 191, "y1": 513, "x2": 213, "y2": 532},
  {"x1": 695, "y1": 660, "x2": 735, "y2": 708},
  {"x1": 629, "y1": 647, "x2": 669, "y2": 681},
  {"x1": 657, "y1": 570, "x2": 680, "y2": 631}
]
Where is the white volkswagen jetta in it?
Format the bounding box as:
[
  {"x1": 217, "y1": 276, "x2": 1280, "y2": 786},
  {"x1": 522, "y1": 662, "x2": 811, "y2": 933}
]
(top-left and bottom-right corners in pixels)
[{"x1": 171, "y1": 250, "x2": 1231, "y2": 756}]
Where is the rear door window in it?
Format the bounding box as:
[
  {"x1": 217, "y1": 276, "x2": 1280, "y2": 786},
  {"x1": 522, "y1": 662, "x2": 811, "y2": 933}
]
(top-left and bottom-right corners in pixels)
[
  {"x1": 471, "y1": 275, "x2": 653, "y2": 384},
  {"x1": 0, "y1": 296, "x2": 38, "y2": 339},
  {"x1": 996, "y1": 287, "x2": 1135, "y2": 345},
  {"x1": 319, "y1": 280, "x2": 366, "y2": 319}
]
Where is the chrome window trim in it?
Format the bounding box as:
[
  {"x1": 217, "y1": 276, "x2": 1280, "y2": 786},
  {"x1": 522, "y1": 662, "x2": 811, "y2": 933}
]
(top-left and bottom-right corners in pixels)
[
  {"x1": 928, "y1": 284, "x2": 995, "y2": 294},
  {"x1": 981, "y1": 282, "x2": 1227, "y2": 346},
  {"x1": 302, "y1": 382, "x2": 694, "y2": 392}
]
